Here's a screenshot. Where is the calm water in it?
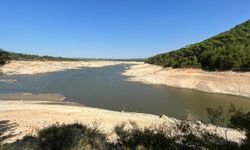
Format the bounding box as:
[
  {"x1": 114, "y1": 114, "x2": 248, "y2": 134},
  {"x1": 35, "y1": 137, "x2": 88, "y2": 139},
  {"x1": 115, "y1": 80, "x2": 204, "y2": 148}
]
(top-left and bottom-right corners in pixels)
[{"x1": 1, "y1": 64, "x2": 250, "y2": 120}]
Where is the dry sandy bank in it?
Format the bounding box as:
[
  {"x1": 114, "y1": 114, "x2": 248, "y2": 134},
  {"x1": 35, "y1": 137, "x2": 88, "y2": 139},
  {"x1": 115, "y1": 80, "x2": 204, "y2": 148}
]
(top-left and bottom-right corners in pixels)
[
  {"x1": 123, "y1": 63, "x2": 250, "y2": 98},
  {"x1": 0, "y1": 101, "x2": 244, "y2": 144},
  {"x1": 0, "y1": 60, "x2": 142, "y2": 75}
]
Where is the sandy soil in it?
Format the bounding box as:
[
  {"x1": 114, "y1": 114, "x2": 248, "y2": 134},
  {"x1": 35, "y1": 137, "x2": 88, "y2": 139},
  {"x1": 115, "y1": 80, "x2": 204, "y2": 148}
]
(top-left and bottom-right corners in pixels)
[
  {"x1": 0, "y1": 101, "x2": 244, "y2": 144},
  {"x1": 0, "y1": 60, "x2": 142, "y2": 75},
  {"x1": 123, "y1": 63, "x2": 250, "y2": 98}
]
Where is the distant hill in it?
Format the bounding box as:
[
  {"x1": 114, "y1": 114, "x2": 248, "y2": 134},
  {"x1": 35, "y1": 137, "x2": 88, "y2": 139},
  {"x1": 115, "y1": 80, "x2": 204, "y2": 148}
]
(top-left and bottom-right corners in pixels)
[
  {"x1": 0, "y1": 49, "x2": 78, "y2": 66},
  {"x1": 146, "y1": 20, "x2": 250, "y2": 70},
  {"x1": 0, "y1": 49, "x2": 145, "y2": 66}
]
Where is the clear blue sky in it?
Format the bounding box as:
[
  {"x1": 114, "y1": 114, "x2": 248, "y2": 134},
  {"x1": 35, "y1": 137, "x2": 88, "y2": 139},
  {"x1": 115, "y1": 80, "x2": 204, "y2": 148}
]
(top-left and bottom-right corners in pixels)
[{"x1": 0, "y1": 0, "x2": 249, "y2": 58}]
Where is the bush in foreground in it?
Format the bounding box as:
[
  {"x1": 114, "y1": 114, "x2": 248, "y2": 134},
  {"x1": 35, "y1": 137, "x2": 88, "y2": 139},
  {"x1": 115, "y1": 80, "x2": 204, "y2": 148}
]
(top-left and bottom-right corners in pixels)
[
  {"x1": 38, "y1": 123, "x2": 108, "y2": 150},
  {"x1": 205, "y1": 104, "x2": 250, "y2": 150},
  {"x1": 5, "y1": 123, "x2": 108, "y2": 150},
  {"x1": 114, "y1": 121, "x2": 238, "y2": 150}
]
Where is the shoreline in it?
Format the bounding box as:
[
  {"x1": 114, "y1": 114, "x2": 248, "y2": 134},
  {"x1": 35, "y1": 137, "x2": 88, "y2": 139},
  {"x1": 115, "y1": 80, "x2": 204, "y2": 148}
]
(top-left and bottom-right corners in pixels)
[
  {"x1": 0, "y1": 60, "x2": 142, "y2": 75},
  {"x1": 0, "y1": 100, "x2": 245, "y2": 144},
  {"x1": 122, "y1": 63, "x2": 250, "y2": 98}
]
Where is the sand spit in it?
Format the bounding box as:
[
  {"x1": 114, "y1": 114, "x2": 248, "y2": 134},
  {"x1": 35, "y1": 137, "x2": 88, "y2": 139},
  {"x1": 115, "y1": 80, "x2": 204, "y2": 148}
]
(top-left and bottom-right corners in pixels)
[
  {"x1": 0, "y1": 101, "x2": 245, "y2": 144},
  {"x1": 0, "y1": 93, "x2": 65, "y2": 101},
  {"x1": 122, "y1": 63, "x2": 250, "y2": 98},
  {"x1": 0, "y1": 60, "x2": 142, "y2": 75},
  {"x1": 0, "y1": 79, "x2": 17, "y2": 83}
]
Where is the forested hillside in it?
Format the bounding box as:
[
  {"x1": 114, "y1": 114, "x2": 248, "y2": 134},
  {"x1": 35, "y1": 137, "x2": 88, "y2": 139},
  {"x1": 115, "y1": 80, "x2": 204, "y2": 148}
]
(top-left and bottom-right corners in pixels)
[{"x1": 146, "y1": 20, "x2": 250, "y2": 70}]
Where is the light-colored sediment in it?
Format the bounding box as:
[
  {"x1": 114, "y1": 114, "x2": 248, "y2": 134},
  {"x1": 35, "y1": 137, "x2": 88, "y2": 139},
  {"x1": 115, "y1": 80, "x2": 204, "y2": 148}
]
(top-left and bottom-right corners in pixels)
[
  {"x1": 0, "y1": 101, "x2": 245, "y2": 144},
  {"x1": 0, "y1": 93, "x2": 65, "y2": 101},
  {"x1": 0, "y1": 79, "x2": 17, "y2": 83},
  {"x1": 0, "y1": 60, "x2": 142, "y2": 75},
  {"x1": 122, "y1": 63, "x2": 250, "y2": 98}
]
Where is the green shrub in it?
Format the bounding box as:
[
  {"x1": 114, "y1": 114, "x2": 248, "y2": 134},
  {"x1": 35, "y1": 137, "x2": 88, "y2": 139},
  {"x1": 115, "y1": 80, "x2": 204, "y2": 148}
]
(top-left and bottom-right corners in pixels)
[
  {"x1": 38, "y1": 123, "x2": 108, "y2": 150},
  {"x1": 228, "y1": 106, "x2": 250, "y2": 149},
  {"x1": 114, "y1": 121, "x2": 239, "y2": 150},
  {"x1": 206, "y1": 104, "x2": 250, "y2": 149},
  {"x1": 114, "y1": 123, "x2": 180, "y2": 149}
]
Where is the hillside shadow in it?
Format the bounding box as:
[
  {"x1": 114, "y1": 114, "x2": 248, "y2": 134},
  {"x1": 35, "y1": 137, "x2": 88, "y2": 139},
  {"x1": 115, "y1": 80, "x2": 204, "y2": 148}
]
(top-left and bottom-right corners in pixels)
[
  {"x1": 0, "y1": 120, "x2": 16, "y2": 143},
  {"x1": 233, "y1": 68, "x2": 250, "y2": 72},
  {"x1": 201, "y1": 68, "x2": 250, "y2": 72}
]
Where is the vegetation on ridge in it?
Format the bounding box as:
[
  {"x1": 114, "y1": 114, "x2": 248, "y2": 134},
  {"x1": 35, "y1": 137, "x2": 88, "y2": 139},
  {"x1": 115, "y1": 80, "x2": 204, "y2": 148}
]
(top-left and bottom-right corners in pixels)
[{"x1": 146, "y1": 20, "x2": 250, "y2": 70}]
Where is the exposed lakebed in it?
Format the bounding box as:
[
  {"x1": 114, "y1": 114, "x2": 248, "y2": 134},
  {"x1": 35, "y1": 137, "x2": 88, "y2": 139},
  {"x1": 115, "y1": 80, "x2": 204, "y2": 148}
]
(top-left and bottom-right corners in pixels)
[{"x1": 0, "y1": 64, "x2": 250, "y2": 120}]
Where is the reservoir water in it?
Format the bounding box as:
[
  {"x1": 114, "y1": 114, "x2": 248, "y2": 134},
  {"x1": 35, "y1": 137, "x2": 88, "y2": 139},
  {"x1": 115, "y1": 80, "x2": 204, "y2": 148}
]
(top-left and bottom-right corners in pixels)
[{"x1": 1, "y1": 64, "x2": 250, "y2": 121}]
